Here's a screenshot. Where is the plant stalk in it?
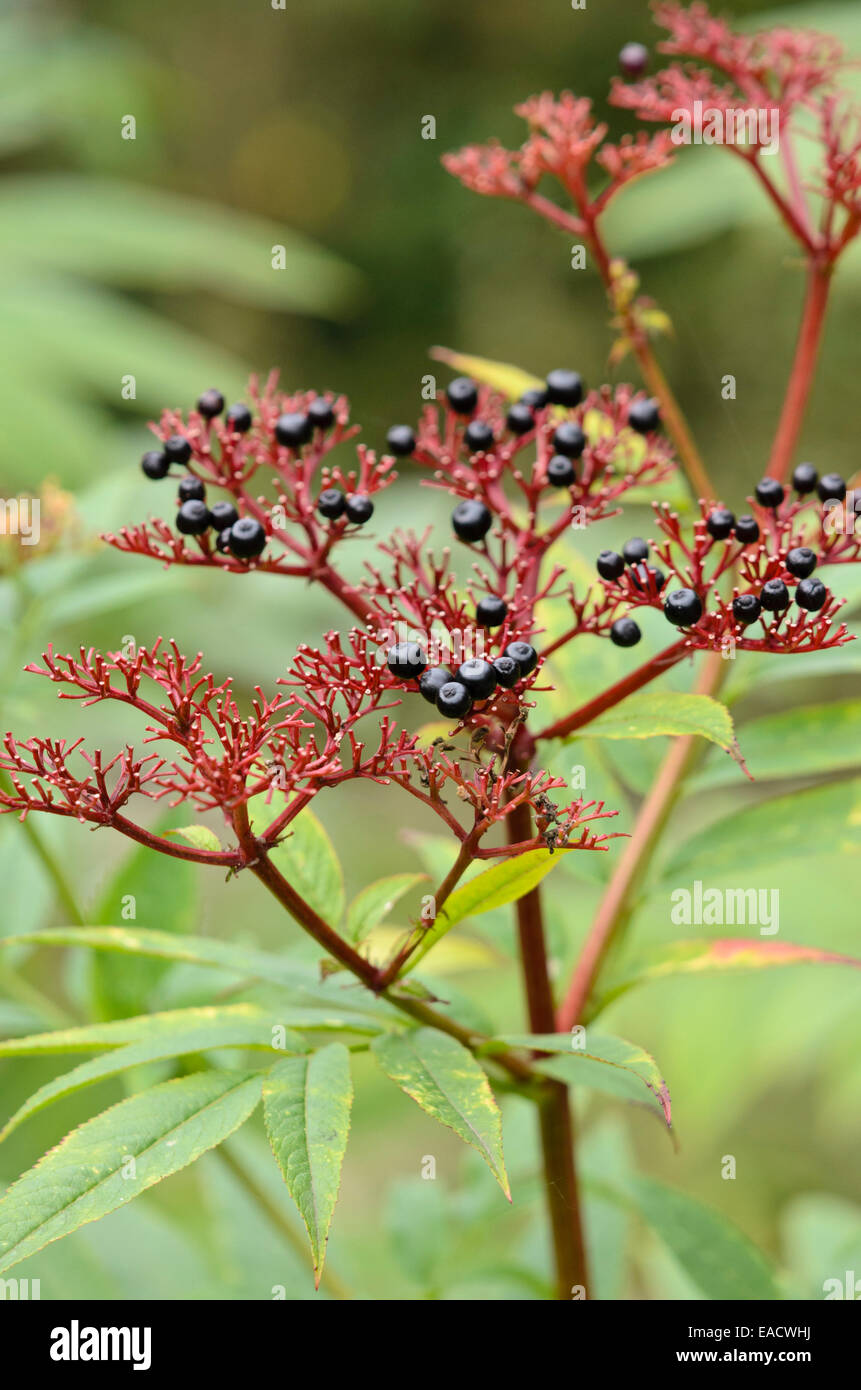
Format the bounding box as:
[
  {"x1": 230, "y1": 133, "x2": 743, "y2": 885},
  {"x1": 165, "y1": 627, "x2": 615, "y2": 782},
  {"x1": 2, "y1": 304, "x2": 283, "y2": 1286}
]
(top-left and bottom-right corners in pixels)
[{"x1": 766, "y1": 263, "x2": 831, "y2": 482}]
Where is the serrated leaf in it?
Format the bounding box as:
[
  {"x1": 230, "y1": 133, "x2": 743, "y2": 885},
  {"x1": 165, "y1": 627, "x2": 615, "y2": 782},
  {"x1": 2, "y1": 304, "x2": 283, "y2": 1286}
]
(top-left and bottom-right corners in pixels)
[
  {"x1": 371, "y1": 1028, "x2": 509, "y2": 1197},
  {"x1": 345, "y1": 873, "x2": 427, "y2": 943},
  {"x1": 403, "y1": 849, "x2": 571, "y2": 973},
  {"x1": 490, "y1": 1032, "x2": 672, "y2": 1127},
  {"x1": 578, "y1": 691, "x2": 740, "y2": 758},
  {"x1": 694, "y1": 699, "x2": 861, "y2": 789},
  {"x1": 1, "y1": 1016, "x2": 304, "y2": 1143},
  {"x1": 165, "y1": 824, "x2": 222, "y2": 854},
  {"x1": 259, "y1": 806, "x2": 344, "y2": 928},
  {"x1": 0, "y1": 1071, "x2": 262, "y2": 1275},
  {"x1": 429, "y1": 346, "x2": 543, "y2": 400},
  {"x1": 264, "y1": 1045, "x2": 352, "y2": 1285}
]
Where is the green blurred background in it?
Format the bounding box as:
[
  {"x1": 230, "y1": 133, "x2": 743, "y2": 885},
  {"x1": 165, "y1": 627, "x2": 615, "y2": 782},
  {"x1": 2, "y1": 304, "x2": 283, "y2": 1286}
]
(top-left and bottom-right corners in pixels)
[{"x1": 0, "y1": 0, "x2": 860, "y2": 1299}]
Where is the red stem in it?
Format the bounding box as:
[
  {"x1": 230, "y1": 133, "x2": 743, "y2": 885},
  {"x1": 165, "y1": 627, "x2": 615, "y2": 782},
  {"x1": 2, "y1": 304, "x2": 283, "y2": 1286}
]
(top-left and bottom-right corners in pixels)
[
  {"x1": 766, "y1": 263, "x2": 832, "y2": 482},
  {"x1": 537, "y1": 638, "x2": 689, "y2": 742}
]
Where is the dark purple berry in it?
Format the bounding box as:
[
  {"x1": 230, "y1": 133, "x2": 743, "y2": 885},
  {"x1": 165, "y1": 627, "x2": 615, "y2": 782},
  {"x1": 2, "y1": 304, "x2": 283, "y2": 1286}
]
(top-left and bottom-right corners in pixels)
[
  {"x1": 176, "y1": 500, "x2": 210, "y2": 535},
  {"x1": 610, "y1": 617, "x2": 641, "y2": 648},
  {"x1": 215, "y1": 527, "x2": 233, "y2": 553},
  {"x1": 706, "y1": 507, "x2": 735, "y2": 540},
  {"x1": 452, "y1": 499, "x2": 492, "y2": 543},
  {"x1": 446, "y1": 377, "x2": 478, "y2": 415},
  {"x1": 519, "y1": 387, "x2": 548, "y2": 409},
  {"x1": 786, "y1": 547, "x2": 816, "y2": 579},
  {"x1": 141, "y1": 450, "x2": 169, "y2": 480},
  {"x1": 308, "y1": 397, "x2": 335, "y2": 430},
  {"x1": 228, "y1": 517, "x2": 266, "y2": 558},
  {"x1": 345, "y1": 494, "x2": 374, "y2": 524},
  {"x1": 597, "y1": 550, "x2": 625, "y2": 582},
  {"x1": 734, "y1": 515, "x2": 760, "y2": 544},
  {"x1": 545, "y1": 369, "x2": 583, "y2": 407},
  {"x1": 386, "y1": 643, "x2": 427, "y2": 681},
  {"x1": 492, "y1": 655, "x2": 520, "y2": 688},
  {"x1": 419, "y1": 666, "x2": 453, "y2": 704},
  {"x1": 504, "y1": 640, "x2": 538, "y2": 675},
  {"x1": 733, "y1": 594, "x2": 761, "y2": 625},
  {"x1": 275, "y1": 412, "x2": 312, "y2": 447},
  {"x1": 457, "y1": 658, "x2": 497, "y2": 700},
  {"x1": 631, "y1": 563, "x2": 665, "y2": 594},
  {"x1": 622, "y1": 537, "x2": 649, "y2": 565},
  {"x1": 209, "y1": 500, "x2": 239, "y2": 531},
  {"x1": 755, "y1": 478, "x2": 784, "y2": 509},
  {"x1": 476, "y1": 596, "x2": 508, "y2": 628},
  {"x1": 226, "y1": 403, "x2": 252, "y2": 433},
  {"x1": 178, "y1": 476, "x2": 206, "y2": 503},
  {"x1": 795, "y1": 577, "x2": 827, "y2": 611},
  {"x1": 628, "y1": 398, "x2": 660, "y2": 433},
  {"x1": 437, "y1": 681, "x2": 473, "y2": 719},
  {"x1": 664, "y1": 588, "x2": 703, "y2": 626},
  {"x1": 465, "y1": 420, "x2": 494, "y2": 452},
  {"x1": 547, "y1": 455, "x2": 576, "y2": 488},
  {"x1": 552, "y1": 422, "x2": 586, "y2": 459},
  {"x1": 619, "y1": 42, "x2": 649, "y2": 79},
  {"x1": 506, "y1": 402, "x2": 535, "y2": 435},
  {"x1": 164, "y1": 434, "x2": 192, "y2": 465},
  {"x1": 792, "y1": 462, "x2": 818, "y2": 494},
  {"x1": 318, "y1": 489, "x2": 346, "y2": 520},
  {"x1": 386, "y1": 425, "x2": 416, "y2": 456},
  {"x1": 817, "y1": 472, "x2": 846, "y2": 502},
  {"x1": 760, "y1": 578, "x2": 789, "y2": 612},
  {"x1": 197, "y1": 389, "x2": 224, "y2": 419}
]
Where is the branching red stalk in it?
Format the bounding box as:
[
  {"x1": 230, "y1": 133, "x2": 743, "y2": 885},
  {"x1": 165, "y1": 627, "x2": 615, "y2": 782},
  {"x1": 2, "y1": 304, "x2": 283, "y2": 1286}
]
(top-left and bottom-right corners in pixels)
[
  {"x1": 537, "y1": 639, "x2": 689, "y2": 742},
  {"x1": 766, "y1": 263, "x2": 832, "y2": 482}
]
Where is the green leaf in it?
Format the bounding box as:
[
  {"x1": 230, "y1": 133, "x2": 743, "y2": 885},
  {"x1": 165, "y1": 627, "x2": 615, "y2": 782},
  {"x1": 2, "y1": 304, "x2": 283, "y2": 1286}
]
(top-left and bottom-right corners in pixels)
[
  {"x1": 345, "y1": 873, "x2": 427, "y2": 943},
  {"x1": 1, "y1": 1016, "x2": 304, "y2": 1143},
  {"x1": 0, "y1": 1003, "x2": 279, "y2": 1056},
  {"x1": 0, "y1": 1071, "x2": 263, "y2": 1275},
  {"x1": 371, "y1": 1028, "x2": 509, "y2": 1196},
  {"x1": 164, "y1": 824, "x2": 223, "y2": 854},
  {"x1": 259, "y1": 806, "x2": 344, "y2": 929},
  {"x1": 429, "y1": 346, "x2": 543, "y2": 400},
  {"x1": 263, "y1": 1044, "x2": 353, "y2": 1286},
  {"x1": 578, "y1": 691, "x2": 741, "y2": 759},
  {"x1": 694, "y1": 699, "x2": 861, "y2": 789},
  {"x1": 404, "y1": 848, "x2": 571, "y2": 972},
  {"x1": 490, "y1": 1033, "x2": 672, "y2": 1127},
  {"x1": 628, "y1": 1176, "x2": 782, "y2": 1300}
]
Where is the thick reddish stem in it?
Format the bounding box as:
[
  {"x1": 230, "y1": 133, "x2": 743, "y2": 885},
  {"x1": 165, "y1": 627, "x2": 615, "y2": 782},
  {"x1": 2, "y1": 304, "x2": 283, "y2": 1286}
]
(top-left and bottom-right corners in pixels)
[
  {"x1": 766, "y1": 264, "x2": 832, "y2": 482},
  {"x1": 537, "y1": 639, "x2": 689, "y2": 742}
]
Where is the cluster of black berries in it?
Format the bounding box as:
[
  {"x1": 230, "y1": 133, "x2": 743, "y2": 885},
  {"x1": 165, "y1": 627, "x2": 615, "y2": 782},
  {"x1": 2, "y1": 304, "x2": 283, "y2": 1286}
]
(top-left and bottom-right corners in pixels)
[
  {"x1": 595, "y1": 537, "x2": 670, "y2": 647},
  {"x1": 385, "y1": 598, "x2": 535, "y2": 721},
  {"x1": 756, "y1": 465, "x2": 848, "y2": 507},
  {"x1": 317, "y1": 490, "x2": 374, "y2": 525},
  {"x1": 140, "y1": 389, "x2": 253, "y2": 484},
  {"x1": 174, "y1": 477, "x2": 266, "y2": 559}
]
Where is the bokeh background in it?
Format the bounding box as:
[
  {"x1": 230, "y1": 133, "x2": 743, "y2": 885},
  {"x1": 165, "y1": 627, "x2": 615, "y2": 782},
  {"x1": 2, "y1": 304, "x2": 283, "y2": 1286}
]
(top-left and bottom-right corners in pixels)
[{"x1": 1, "y1": 0, "x2": 860, "y2": 1299}]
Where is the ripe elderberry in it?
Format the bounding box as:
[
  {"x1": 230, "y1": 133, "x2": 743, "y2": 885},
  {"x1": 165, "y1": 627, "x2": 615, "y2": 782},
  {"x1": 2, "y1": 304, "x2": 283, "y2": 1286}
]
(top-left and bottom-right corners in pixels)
[
  {"x1": 197, "y1": 389, "x2": 224, "y2": 418},
  {"x1": 209, "y1": 500, "x2": 239, "y2": 531},
  {"x1": 228, "y1": 517, "x2": 266, "y2": 558},
  {"x1": 308, "y1": 397, "x2": 335, "y2": 430},
  {"x1": 619, "y1": 41, "x2": 648, "y2": 77},
  {"x1": 386, "y1": 643, "x2": 427, "y2": 680},
  {"x1": 452, "y1": 499, "x2": 492, "y2": 542},
  {"x1": 622, "y1": 537, "x2": 649, "y2": 565},
  {"x1": 215, "y1": 528, "x2": 232, "y2": 553},
  {"x1": 796, "y1": 577, "x2": 827, "y2": 611},
  {"x1": 506, "y1": 402, "x2": 535, "y2": 435},
  {"x1": 419, "y1": 666, "x2": 453, "y2": 704},
  {"x1": 446, "y1": 377, "x2": 478, "y2": 415},
  {"x1": 596, "y1": 550, "x2": 625, "y2": 581},
  {"x1": 504, "y1": 640, "x2": 537, "y2": 675},
  {"x1": 275, "y1": 412, "x2": 312, "y2": 448},
  {"x1": 386, "y1": 425, "x2": 416, "y2": 456},
  {"x1": 733, "y1": 593, "x2": 761, "y2": 625},
  {"x1": 457, "y1": 658, "x2": 497, "y2": 699},
  {"x1": 664, "y1": 588, "x2": 703, "y2": 626},
  {"x1": 141, "y1": 450, "x2": 169, "y2": 480},
  {"x1": 755, "y1": 478, "x2": 784, "y2": 509},
  {"x1": 786, "y1": 546, "x2": 817, "y2": 579},
  {"x1": 492, "y1": 655, "x2": 520, "y2": 688},
  {"x1": 817, "y1": 472, "x2": 846, "y2": 502},
  {"x1": 552, "y1": 422, "x2": 586, "y2": 458},
  {"x1": 176, "y1": 500, "x2": 210, "y2": 535},
  {"x1": 706, "y1": 507, "x2": 735, "y2": 539},
  {"x1": 465, "y1": 420, "x2": 495, "y2": 452},
  {"x1": 545, "y1": 369, "x2": 583, "y2": 407},
  {"x1": 178, "y1": 476, "x2": 206, "y2": 503},
  {"x1": 547, "y1": 455, "x2": 576, "y2": 488},
  {"x1": 610, "y1": 617, "x2": 641, "y2": 648},
  {"x1": 437, "y1": 681, "x2": 473, "y2": 719},
  {"x1": 627, "y1": 398, "x2": 660, "y2": 433},
  {"x1": 520, "y1": 387, "x2": 548, "y2": 409},
  {"x1": 318, "y1": 489, "x2": 346, "y2": 520},
  {"x1": 760, "y1": 578, "x2": 789, "y2": 611},
  {"x1": 476, "y1": 596, "x2": 508, "y2": 627},
  {"x1": 226, "y1": 403, "x2": 252, "y2": 433},
  {"x1": 734, "y1": 515, "x2": 760, "y2": 544},
  {"x1": 792, "y1": 462, "x2": 818, "y2": 494},
  {"x1": 345, "y1": 494, "x2": 374, "y2": 524},
  {"x1": 164, "y1": 434, "x2": 192, "y2": 465}
]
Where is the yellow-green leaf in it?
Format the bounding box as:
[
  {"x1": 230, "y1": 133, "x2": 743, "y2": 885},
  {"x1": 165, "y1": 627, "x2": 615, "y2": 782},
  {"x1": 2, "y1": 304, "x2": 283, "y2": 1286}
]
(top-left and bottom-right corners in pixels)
[
  {"x1": 429, "y1": 346, "x2": 542, "y2": 400},
  {"x1": 576, "y1": 691, "x2": 741, "y2": 760},
  {"x1": 164, "y1": 824, "x2": 222, "y2": 853}
]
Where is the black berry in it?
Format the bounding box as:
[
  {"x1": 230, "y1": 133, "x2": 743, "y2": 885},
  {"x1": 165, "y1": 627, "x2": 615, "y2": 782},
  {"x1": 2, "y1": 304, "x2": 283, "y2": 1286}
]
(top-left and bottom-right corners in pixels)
[
  {"x1": 597, "y1": 550, "x2": 625, "y2": 581},
  {"x1": 552, "y1": 422, "x2": 586, "y2": 459},
  {"x1": 732, "y1": 594, "x2": 761, "y2": 625},
  {"x1": 545, "y1": 369, "x2": 583, "y2": 407},
  {"x1": 476, "y1": 596, "x2": 508, "y2": 627},
  {"x1": 345, "y1": 494, "x2": 374, "y2": 524},
  {"x1": 506, "y1": 403, "x2": 535, "y2": 435},
  {"x1": 275, "y1": 412, "x2": 312, "y2": 447},
  {"x1": 619, "y1": 42, "x2": 649, "y2": 78},
  {"x1": 706, "y1": 507, "x2": 735, "y2": 539},
  {"x1": 178, "y1": 476, "x2": 206, "y2": 503},
  {"x1": 610, "y1": 617, "x2": 641, "y2": 648},
  {"x1": 622, "y1": 537, "x2": 649, "y2": 565},
  {"x1": 520, "y1": 387, "x2": 548, "y2": 409},
  {"x1": 547, "y1": 455, "x2": 576, "y2": 488},
  {"x1": 504, "y1": 640, "x2": 538, "y2": 676},
  {"x1": 215, "y1": 527, "x2": 233, "y2": 553},
  {"x1": 164, "y1": 434, "x2": 192, "y2": 465},
  {"x1": 792, "y1": 462, "x2": 818, "y2": 494},
  {"x1": 492, "y1": 655, "x2": 521, "y2": 688},
  {"x1": 664, "y1": 588, "x2": 703, "y2": 626},
  {"x1": 795, "y1": 576, "x2": 827, "y2": 611},
  {"x1": 817, "y1": 472, "x2": 846, "y2": 502},
  {"x1": 176, "y1": 500, "x2": 210, "y2": 535},
  {"x1": 760, "y1": 578, "x2": 789, "y2": 612},
  {"x1": 437, "y1": 681, "x2": 473, "y2": 719},
  {"x1": 318, "y1": 489, "x2": 346, "y2": 520},
  {"x1": 755, "y1": 478, "x2": 784, "y2": 509},
  {"x1": 446, "y1": 377, "x2": 478, "y2": 415},
  {"x1": 228, "y1": 517, "x2": 266, "y2": 558},
  {"x1": 209, "y1": 500, "x2": 239, "y2": 531},
  {"x1": 141, "y1": 449, "x2": 169, "y2": 480},
  {"x1": 457, "y1": 658, "x2": 497, "y2": 700},
  {"x1": 786, "y1": 546, "x2": 816, "y2": 579},
  {"x1": 630, "y1": 563, "x2": 665, "y2": 594},
  {"x1": 197, "y1": 389, "x2": 224, "y2": 419},
  {"x1": 452, "y1": 499, "x2": 492, "y2": 543},
  {"x1": 308, "y1": 396, "x2": 335, "y2": 430},
  {"x1": 386, "y1": 425, "x2": 416, "y2": 456},
  {"x1": 734, "y1": 515, "x2": 760, "y2": 544},
  {"x1": 226, "y1": 403, "x2": 252, "y2": 433},
  {"x1": 465, "y1": 420, "x2": 495, "y2": 452},
  {"x1": 386, "y1": 642, "x2": 427, "y2": 681},
  {"x1": 419, "y1": 666, "x2": 453, "y2": 704},
  {"x1": 628, "y1": 398, "x2": 660, "y2": 433}
]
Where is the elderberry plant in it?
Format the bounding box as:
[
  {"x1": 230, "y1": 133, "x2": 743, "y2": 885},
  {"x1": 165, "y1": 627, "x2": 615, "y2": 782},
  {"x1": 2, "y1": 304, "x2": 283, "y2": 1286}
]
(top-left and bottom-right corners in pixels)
[{"x1": 1, "y1": 1, "x2": 861, "y2": 1301}]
